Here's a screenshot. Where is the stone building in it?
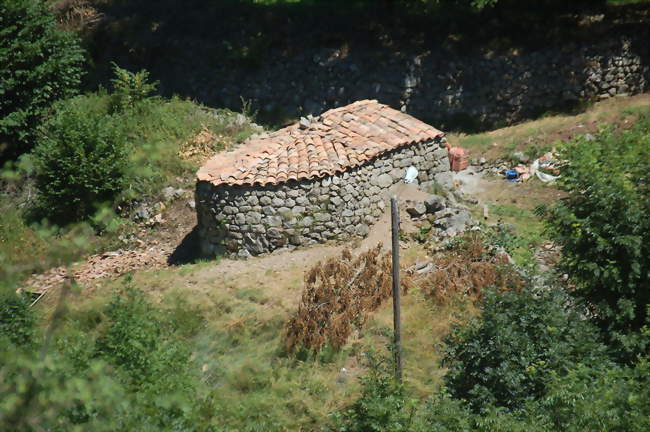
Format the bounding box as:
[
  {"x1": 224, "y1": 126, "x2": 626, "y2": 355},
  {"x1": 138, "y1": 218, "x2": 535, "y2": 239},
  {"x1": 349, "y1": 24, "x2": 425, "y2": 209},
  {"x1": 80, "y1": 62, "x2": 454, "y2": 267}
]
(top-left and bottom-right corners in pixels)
[{"x1": 195, "y1": 99, "x2": 449, "y2": 257}]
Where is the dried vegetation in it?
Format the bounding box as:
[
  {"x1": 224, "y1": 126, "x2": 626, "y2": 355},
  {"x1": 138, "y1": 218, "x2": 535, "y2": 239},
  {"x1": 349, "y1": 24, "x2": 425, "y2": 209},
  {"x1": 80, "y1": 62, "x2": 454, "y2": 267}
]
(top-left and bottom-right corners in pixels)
[
  {"x1": 284, "y1": 244, "x2": 414, "y2": 353},
  {"x1": 178, "y1": 125, "x2": 222, "y2": 162},
  {"x1": 420, "y1": 233, "x2": 522, "y2": 304},
  {"x1": 51, "y1": 0, "x2": 103, "y2": 32}
]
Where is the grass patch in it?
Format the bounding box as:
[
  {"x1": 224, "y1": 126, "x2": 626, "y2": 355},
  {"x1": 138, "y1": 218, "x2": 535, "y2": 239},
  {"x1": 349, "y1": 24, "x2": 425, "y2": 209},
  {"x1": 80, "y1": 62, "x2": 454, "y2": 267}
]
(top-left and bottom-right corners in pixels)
[
  {"x1": 37, "y1": 240, "x2": 462, "y2": 430},
  {"x1": 488, "y1": 203, "x2": 546, "y2": 268},
  {"x1": 447, "y1": 94, "x2": 650, "y2": 161}
]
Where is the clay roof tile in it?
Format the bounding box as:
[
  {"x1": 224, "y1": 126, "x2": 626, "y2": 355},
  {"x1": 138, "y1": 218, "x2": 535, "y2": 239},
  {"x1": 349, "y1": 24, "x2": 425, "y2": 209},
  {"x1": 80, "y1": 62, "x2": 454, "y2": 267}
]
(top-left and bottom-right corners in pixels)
[{"x1": 196, "y1": 100, "x2": 444, "y2": 186}]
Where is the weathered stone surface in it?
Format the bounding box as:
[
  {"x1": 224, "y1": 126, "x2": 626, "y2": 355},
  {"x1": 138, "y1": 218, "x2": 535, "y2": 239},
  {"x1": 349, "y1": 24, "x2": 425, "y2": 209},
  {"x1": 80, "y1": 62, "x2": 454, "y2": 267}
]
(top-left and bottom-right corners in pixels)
[
  {"x1": 267, "y1": 227, "x2": 283, "y2": 238},
  {"x1": 435, "y1": 210, "x2": 473, "y2": 233},
  {"x1": 424, "y1": 194, "x2": 446, "y2": 213},
  {"x1": 262, "y1": 206, "x2": 276, "y2": 216},
  {"x1": 315, "y1": 212, "x2": 332, "y2": 222},
  {"x1": 245, "y1": 213, "x2": 262, "y2": 224},
  {"x1": 405, "y1": 200, "x2": 427, "y2": 218},
  {"x1": 287, "y1": 189, "x2": 301, "y2": 199},
  {"x1": 376, "y1": 173, "x2": 393, "y2": 188},
  {"x1": 197, "y1": 137, "x2": 455, "y2": 255},
  {"x1": 223, "y1": 206, "x2": 237, "y2": 215},
  {"x1": 266, "y1": 216, "x2": 283, "y2": 227},
  {"x1": 356, "y1": 224, "x2": 370, "y2": 236}
]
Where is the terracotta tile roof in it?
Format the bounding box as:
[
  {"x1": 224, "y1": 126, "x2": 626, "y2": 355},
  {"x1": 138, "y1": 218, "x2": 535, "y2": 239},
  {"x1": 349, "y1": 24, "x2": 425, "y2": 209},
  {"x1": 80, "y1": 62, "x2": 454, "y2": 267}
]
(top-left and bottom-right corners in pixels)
[{"x1": 197, "y1": 100, "x2": 444, "y2": 187}]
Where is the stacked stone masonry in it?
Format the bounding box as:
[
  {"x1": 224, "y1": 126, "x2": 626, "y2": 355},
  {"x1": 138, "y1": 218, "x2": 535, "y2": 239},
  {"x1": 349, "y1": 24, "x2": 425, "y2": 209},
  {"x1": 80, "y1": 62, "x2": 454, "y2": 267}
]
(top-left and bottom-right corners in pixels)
[
  {"x1": 195, "y1": 137, "x2": 448, "y2": 257},
  {"x1": 177, "y1": 36, "x2": 650, "y2": 129}
]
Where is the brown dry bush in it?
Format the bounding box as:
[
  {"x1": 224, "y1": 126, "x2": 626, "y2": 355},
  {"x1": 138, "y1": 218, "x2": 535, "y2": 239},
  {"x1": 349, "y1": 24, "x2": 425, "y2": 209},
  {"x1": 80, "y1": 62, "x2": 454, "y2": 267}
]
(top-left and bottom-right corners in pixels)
[
  {"x1": 284, "y1": 244, "x2": 413, "y2": 354},
  {"x1": 178, "y1": 125, "x2": 220, "y2": 161},
  {"x1": 51, "y1": 0, "x2": 103, "y2": 32},
  {"x1": 421, "y1": 233, "x2": 522, "y2": 304}
]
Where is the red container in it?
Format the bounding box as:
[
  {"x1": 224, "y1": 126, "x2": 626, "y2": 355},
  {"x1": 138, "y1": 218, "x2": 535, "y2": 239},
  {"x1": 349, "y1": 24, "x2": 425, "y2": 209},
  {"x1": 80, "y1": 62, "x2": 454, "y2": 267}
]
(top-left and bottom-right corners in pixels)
[{"x1": 448, "y1": 147, "x2": 469, "y2": 171}]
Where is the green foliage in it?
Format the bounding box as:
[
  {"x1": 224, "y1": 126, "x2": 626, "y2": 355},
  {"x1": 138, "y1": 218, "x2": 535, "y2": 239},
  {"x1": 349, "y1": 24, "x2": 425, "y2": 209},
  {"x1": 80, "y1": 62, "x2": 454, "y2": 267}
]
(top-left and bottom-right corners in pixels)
[
  {"x1": 0, "y1": 0, "x2": 84, "y2": 160},
  {"x1": 0, "y1": 284, "x2": 210, "y2": 431},
  {"x1": 0, "y1": 290, "x2": 127, "y2": 431},
  {"x1": 32, "y1": 96, "x2": 129, "y2": 224},
  {"x1": 0, "y1": 345, "x2": 128, "y2": 431},
  {"x1": 27, "y1": 68, "x2": 258, "y2": 225},
  {"x1": 92, "y1": 283, "x2": 206, "y2": 431},
  {"x1": 331, "y1": 351, "x2": 416, "y2": 432},
  {"x1": 530, "y1": 360, "x2": 650, "y2": 431},
  {"x1": 0, "y1": 192, "x2": 119, "y2": 288},
  {"x1": 95, "y1": 286, "x2": 163, "y2": 381},
  {"x1": 540, "y1": 118, "x2": 650, "y2": 359},
  {"x1": 442, "y1": 286, "x2": 608, "y2": 411},
  {"x1": 420, "y1": 393, "x2": 546, "y2": 432},
  {"x1": 109, "y1": 63, "x2": 159, "y2": 112},
  {"x1": 0, "y1": 293, "x2": 34, "y2": 347}
]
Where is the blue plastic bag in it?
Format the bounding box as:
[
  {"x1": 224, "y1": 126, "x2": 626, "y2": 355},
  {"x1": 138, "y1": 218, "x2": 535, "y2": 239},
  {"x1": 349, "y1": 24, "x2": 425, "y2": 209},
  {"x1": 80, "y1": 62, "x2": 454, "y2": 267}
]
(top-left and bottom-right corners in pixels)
[{"x1": 505, "y1": 169, "x2": 519, "y2": 181}]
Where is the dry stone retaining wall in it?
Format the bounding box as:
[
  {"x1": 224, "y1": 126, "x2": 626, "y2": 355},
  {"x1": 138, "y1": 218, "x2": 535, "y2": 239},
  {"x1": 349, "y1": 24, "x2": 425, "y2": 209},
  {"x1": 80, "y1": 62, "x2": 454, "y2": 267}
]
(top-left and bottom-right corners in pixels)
[
  {"x1": 179, "y1": 35, "x2": 650, "y2": 129},
  {"x1": 195, "y1": 138, "x2": 448, "y2": 257}
]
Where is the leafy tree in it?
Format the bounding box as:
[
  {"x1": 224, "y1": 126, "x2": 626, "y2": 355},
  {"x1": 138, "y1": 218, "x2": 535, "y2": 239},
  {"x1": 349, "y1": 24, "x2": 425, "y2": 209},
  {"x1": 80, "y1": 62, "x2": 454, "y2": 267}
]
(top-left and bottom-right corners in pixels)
[
  {"x1": 541, "y1": 117, "x2": 650, "y2": 360},
  {"x1": 442, "y1": 286, "x2": 609, "y2": 411},
  {"x1": 32, "y1": 96, "x2": 129, "y2": 224},
  {"x1": 0, "y1": 0, "x2": 84, "y2": 161}
]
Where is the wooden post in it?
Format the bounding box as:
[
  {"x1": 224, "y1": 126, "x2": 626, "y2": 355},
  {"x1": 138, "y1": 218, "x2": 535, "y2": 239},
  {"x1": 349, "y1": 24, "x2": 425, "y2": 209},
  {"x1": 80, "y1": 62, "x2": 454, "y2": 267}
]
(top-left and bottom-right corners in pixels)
[{"x1": 390, "y1": 196, "x2": 403, "y2": 382}]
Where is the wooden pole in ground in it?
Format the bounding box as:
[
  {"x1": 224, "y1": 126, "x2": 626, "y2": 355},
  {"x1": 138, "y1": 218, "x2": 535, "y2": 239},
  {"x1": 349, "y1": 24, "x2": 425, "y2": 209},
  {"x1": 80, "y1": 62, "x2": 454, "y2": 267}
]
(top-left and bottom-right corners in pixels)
[{"x1": 390, "y1": 196, "x2": 403, "y2": 382}]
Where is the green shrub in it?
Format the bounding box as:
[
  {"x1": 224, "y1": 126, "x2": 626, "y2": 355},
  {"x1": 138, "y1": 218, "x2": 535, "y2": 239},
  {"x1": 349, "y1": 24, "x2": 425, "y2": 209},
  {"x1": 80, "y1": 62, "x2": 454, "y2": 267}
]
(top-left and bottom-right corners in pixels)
[
  {"x1": 95, "y1": 286, "x2": 162, "y2": 382},
  {"x1": 421, "y1": 393, "x2": 548, "y2": 432},
  {"x1": 442, "y1": 286, "x2": 609, "y2": 411},
  {"x1": 530, "y1": 360, "x2": 650, "y2": 432},
  {"x1": 0, "y1": 283, "x2": 210, "y2": 431},
  {"x1": 0, "y1": 293, "x2": 34, "y2": 347},
  {"x1": 93, "y1": 284, "x2": 207, "y2": 430},
  {"x1": 330, "y1": 352, "x2": 416, "y2": 432},
  {"x1": 0, "y1": 0, "x2": 84, "y2": 160},
  {"x1": 32, "y1": 96, "x2": 129, "y2": 224},
  {"x1": 540, "y1": 118, "x2": 650, "y2": 359},
  {"x1": 109, "y1": 63, "x2": 159, "y2": 113}
]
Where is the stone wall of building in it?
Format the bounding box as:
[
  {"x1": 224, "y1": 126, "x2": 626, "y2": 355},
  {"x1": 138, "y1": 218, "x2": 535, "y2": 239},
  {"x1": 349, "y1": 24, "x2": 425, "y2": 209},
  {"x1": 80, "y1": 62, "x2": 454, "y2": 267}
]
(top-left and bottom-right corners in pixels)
[{"x1": 195, "y1": 138, "x2": 448, "y2": 257}]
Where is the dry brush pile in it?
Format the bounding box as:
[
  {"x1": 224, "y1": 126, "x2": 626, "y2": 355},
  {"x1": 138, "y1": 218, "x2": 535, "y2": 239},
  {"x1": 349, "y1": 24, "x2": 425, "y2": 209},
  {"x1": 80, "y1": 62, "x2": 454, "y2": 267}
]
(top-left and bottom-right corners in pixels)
[
  {"x1": 420, "y1": 233, "x2": 522, "y2": 304},
  {"x1": 284, "y1": 244, "x2": 413, "y2": 353}
]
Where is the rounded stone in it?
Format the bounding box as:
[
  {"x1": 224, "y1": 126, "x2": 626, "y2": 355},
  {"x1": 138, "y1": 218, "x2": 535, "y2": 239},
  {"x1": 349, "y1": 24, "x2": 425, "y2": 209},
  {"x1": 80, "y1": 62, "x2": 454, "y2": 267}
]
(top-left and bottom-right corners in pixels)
[
  {"x1": 315, "y1": 212, "x2": 332, "y2": 222},
  {"x1": 376, "y1": 173, "x2": 393, "y2": 188},
  {"x1": 265, "y1": 216, "x2": 283, "y2": 227},
  {"x1": 245, "y1": 213, "x2": 262, "y2": 224}
]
